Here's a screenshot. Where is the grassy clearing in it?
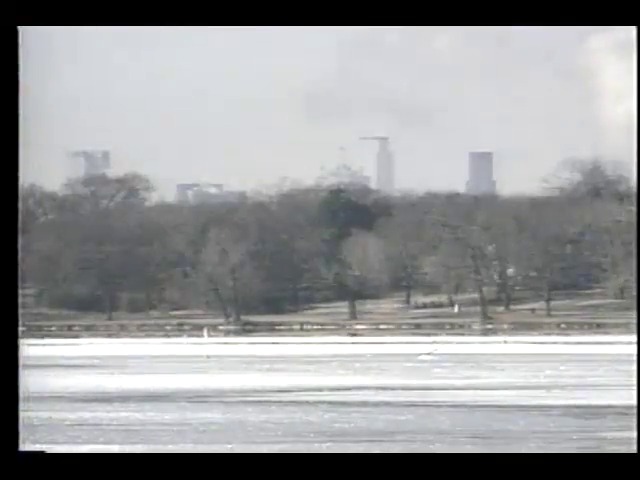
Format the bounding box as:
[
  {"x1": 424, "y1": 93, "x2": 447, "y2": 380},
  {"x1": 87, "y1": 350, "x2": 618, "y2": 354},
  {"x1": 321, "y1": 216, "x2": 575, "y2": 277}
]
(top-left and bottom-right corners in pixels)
[{"x1": 19, "y1": 290, "x2": 636, "y2": 339}]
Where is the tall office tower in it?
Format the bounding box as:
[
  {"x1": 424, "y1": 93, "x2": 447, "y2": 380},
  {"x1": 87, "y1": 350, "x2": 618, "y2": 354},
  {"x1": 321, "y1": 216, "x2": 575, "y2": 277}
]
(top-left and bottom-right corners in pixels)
[
  {"x1": 360, "y1": 136, "x2": 394, "y2": 194},
  {"x1": 466, "y1": 151, "x2": 496, "y2": 195}
]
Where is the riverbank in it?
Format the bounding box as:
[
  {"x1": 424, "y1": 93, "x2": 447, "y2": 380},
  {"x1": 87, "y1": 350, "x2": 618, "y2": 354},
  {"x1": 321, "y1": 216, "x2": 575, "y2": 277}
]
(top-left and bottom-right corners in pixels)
[
  {"x1": 19, "y1": 315, "x2": 636, "y2": 338},
  {"x1": 19, "y1": 334, "x2": 638, "y2": 357},
  {"x1": 19, "y1": 292, "x2": 637, "y2": 339}
]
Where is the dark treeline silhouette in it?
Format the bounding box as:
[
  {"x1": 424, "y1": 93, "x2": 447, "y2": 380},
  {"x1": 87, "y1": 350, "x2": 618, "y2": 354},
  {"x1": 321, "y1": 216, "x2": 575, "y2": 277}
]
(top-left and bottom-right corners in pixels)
[{"x1": 19, "y1": 159, "x2": 636, "y2": 323}]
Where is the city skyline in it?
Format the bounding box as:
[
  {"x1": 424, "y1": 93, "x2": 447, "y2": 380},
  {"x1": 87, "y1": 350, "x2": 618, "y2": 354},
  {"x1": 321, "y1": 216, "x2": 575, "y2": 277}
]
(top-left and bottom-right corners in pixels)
[{"x1": 19, "y1": 26, "x2": 636, "y2": 198}]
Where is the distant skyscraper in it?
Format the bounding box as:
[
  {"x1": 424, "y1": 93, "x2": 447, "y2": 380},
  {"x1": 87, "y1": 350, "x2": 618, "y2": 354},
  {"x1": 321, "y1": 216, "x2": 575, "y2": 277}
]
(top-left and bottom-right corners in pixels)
[
  {"x1": 376, "y1": 138, "x2": 394, "y2": 193},
  {"x1": 466, "y1": 151, "x2": 496, "y2": 195},
  {"x1": 360, "y1": 136, "x2": 394, "y2": 194}
]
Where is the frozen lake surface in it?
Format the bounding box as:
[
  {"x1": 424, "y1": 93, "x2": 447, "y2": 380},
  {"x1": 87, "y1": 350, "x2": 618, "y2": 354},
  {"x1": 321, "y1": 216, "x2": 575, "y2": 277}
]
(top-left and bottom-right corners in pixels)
[{"x1": 20, "y1": 336, "x2": 637, "y2": 453}]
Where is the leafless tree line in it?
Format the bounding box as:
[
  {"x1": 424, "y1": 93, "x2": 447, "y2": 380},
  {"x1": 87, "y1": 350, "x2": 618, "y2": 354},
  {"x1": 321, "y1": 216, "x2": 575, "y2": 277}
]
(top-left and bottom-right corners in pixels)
[{"x1": 19, "y1": 159, "x2": 636, "y2": 323}]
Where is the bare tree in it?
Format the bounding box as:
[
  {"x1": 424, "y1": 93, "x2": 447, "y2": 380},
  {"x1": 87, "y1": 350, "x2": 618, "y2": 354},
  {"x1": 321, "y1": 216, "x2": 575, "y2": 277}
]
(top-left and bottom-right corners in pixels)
[
  {"x1": 587, "y1": 199, "x2": 636, "y2": 300},
  {"x1": 544, "y1": 157, "x2": 633, "y2": 202},
  {"x1": 341, "y1": 230, "x2": 389, "y2": 320},
  {"x1": 62, "y1": 173, "x2": 155, "y2": 213},
  {"x1": 19, "y1": 184, "x2": 60, "y2": 288},
  {"x1": 425, "y1": 243, "x2": 469, "y2": 308},
  {"x1": 511, "y1": 197, "x2": 580, "y2": 317},
  {"x1": 482, "y1": 199, "x2": 523, "y2": 311},
  {"x1": 376, "y1": 202, "x2": 432, "y2": 306},
  {"x1": 428, "y1": 196, "x2": 494, "y2": 325},
  {"x1": 201, "y1": 226, "x2": 251, "y2": 323}
]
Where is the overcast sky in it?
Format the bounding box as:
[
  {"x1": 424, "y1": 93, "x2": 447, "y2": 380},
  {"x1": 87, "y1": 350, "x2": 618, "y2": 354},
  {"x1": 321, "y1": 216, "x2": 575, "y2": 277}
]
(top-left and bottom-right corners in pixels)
[{"x1": 19, "y1": 26, "x2": 636, "y2": 198}]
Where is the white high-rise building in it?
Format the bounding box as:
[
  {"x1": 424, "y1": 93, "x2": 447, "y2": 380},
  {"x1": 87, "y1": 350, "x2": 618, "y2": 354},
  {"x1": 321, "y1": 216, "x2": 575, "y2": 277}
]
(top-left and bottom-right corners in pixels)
[
  {"x1": 360, "y1": 136, "x2": 394, "y2": 194},
  {"x1": 466, "y1": 151, "x2": 496, "y2": 195},
  {"x1": 376, "y1": 138, "x2": 394, "y2": 193}
]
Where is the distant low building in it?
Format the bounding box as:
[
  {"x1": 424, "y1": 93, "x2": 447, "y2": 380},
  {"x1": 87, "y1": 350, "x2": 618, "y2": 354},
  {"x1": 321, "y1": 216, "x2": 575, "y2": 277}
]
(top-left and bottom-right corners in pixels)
[
  {"x1": 70, "y1": 150, "x2": 111, "y2": 178},
  {"x1": 175, "y1": 183, "x2": 246, "y2": 205}
]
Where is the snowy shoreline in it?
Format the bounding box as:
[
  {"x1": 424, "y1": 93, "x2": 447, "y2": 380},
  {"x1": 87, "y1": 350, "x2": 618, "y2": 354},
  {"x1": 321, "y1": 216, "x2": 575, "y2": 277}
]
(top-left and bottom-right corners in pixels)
[
  {"x1": 20, "y1": 335, "x2": 637, "y2": 357},
  {"x1": 21, "y1": 334, "x2": 636, "y2": 345}
]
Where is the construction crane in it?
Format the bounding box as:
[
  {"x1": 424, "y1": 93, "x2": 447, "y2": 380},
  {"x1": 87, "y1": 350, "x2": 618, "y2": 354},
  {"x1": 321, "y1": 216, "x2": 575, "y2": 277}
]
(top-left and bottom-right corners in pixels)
[{"x1": 360, "y1": 136, "x2": 394, "y2": 193}]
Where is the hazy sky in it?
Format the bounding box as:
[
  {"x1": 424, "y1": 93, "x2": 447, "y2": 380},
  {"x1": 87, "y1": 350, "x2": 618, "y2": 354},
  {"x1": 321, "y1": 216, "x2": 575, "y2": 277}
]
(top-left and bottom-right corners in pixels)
[{"x1": 19, "y1": 26, "x2": 636, "y2": 197}]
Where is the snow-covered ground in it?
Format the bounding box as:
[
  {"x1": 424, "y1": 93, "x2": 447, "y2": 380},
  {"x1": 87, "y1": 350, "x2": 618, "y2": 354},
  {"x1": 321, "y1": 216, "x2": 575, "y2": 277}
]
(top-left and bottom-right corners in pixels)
[
  {"x1": 20, "y1": 336, "x2": 637, "y2": 452},
  {"x1": 21, "y1": 334, "x2": 637, "y2": 345},
  {"x1": 20, "y1": 335, "x2": 637, "y2": 357}
]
